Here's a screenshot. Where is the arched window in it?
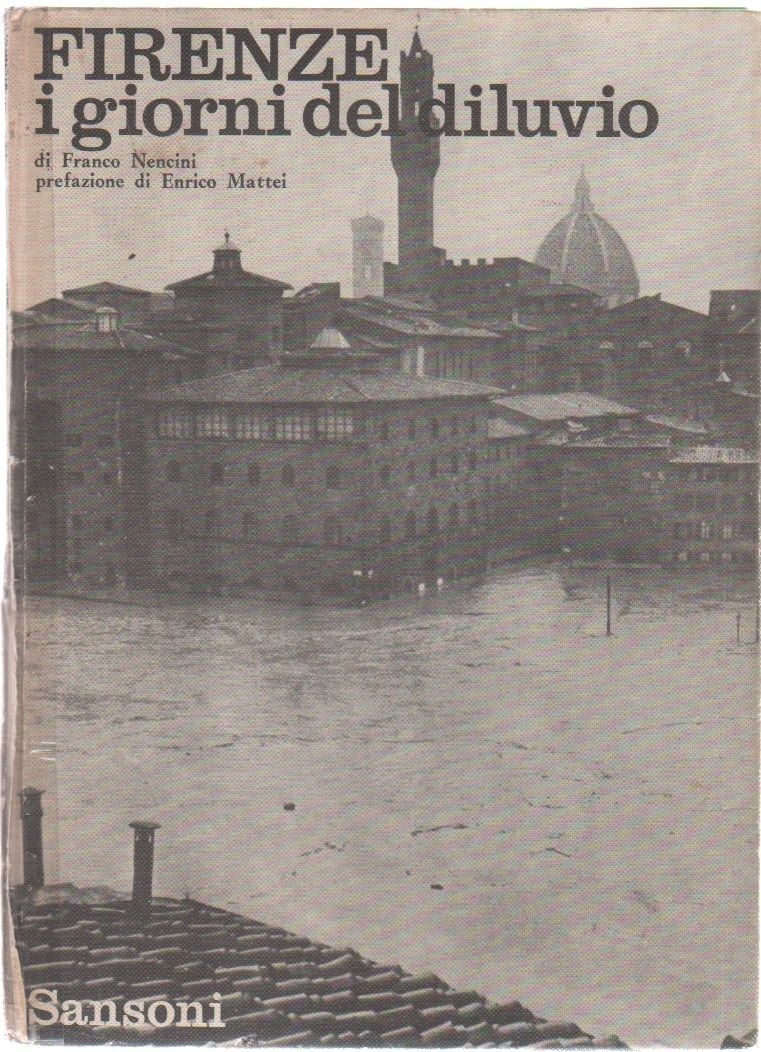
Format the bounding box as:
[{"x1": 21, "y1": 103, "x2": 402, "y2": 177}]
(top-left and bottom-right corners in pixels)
[
  {"x1": 323, "y1": 516, "x2": 342, "y2": 545},
  {"x1": 167, "y1": 460, "x2": 182, "y2": 482},
  {"x1": 281, "y1": 464, "x2": 295, "y2": 487},
  {"x1": 378, "y1": 518, "x2": 392, "y2": 544},
  {"x1": 404, "y1": 510, "x2": 417, "y2": 539},
  {"x1": 379, "y1": 464, "x2": 390, "y2": 487},
  {"x1": 429, "y1": 456, "x2": 438, "y2": 478},
  {"x1": 448, "y1": 502, "x2": 460, "y2": 529},
  {"x1": 282, "y1": 515, "x2": 299, "y2": 543},
  {"x1": 426, "y1": 506, "x2": 439, "y2": 534},
  {"x1": 248, "y1": 463, "x2": 261, "y2": 486},
  {"x1": 326, "y1": 465, "x2": 341, "y2": 489},
  {"x1": 406, "y1": 461, "x2": 416, "y2": 483}
]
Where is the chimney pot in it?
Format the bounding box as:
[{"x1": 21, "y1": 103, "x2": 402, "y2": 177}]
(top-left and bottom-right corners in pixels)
[
  {"x1": 129, "y1": 820, "x2": 160, "y2": 910},
  {"x1": 20, "y1": 787, "x2": 45, "y2": 889}
]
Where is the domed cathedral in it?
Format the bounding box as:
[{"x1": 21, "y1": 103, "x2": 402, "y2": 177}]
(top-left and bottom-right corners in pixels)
[{"x1": 535, "y1": 171, "x2": 639, "y2": 307}]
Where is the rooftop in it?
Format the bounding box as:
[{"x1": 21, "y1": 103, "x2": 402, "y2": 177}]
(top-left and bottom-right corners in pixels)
[
  {"x1": 669, "y1": 446, "x2": 758, "y2": 465},
  {"x1": 62, "y1": 280, "x2": 153, "y2": 298},
  {"x1": 13, "y1": 319, "x2": 197, "y2": 358},
  {"x1": 492, "y1": 392, "x2": 637, "y2": 423},
  {"x1": 12, "y1": 884, "x2": 625, "y2": 1048},
  {"x1": 340, "y1": 300, "x2": 501, "y2": 340},
  {"x1": 144, "y1": 365, "x2": 506, "y2": 406},
  {"x1": 488, "y1": 418, "x2": 532, "y2": 440}
]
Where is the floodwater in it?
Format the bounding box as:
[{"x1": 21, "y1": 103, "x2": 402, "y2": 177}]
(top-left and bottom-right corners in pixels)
[{"x1": 18, "y1": 565, "x2": 758, "y2": 1047}]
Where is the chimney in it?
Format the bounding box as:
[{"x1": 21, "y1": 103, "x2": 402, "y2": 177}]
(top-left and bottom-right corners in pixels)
[
  {"x1": 20, "y1": 788, "x2": 44, "y2": 889},
  {"x1": 129, "y1": 821, "x2": 160, "y2": 910}
]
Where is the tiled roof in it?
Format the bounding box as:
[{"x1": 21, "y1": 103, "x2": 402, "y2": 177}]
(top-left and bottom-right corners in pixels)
[
  {"x1": 561, "y1": 435, "x2": 672, "y2": 450},
  {"x1": 62, "y1": 281, "x2": 153, "y2": 298},
  {"x1": 13, "y1": 321, "x2": 198, "y2": 358},
  {"x1": 488, "y1": 419, "x2": 532, "y2": 439},
  {"x1": 492, "y1": 392, "x2": 637, "y2": 422},
  {"x1": 643, "y1": 414, "x2": 710, "y2": 435},
  {"x1": 166, "y1": 269, "x2": 291, "y2": 293},
  {"x1": 339, "y1": 302, "x2": 501, "y2": 340},
  {"x1": 669, "y1": 445, "x2": 758, "y2": 465},
  {"x1": 12, "y1": 886, "x2": 626, "y2": 1048},
  {"x1": 143, "y1": 365, "x2": 506, "y2": 405}
]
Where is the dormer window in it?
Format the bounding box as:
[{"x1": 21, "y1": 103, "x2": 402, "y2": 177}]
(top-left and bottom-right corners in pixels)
[{"x1": 96, "y1": 309, "x2": 118, "y2": 333}]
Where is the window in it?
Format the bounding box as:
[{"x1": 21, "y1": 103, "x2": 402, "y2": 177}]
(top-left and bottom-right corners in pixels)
[
  {"x1": 323, "y1": 516, "x2": 342, "y2": 545},
  {"x1": 248, "y1": 464, "x2": 261, "y2": 486},
  {"x1": 205, "y1": 510, "x2": 220, "y2": 538},
  {"x1": 406, "y1": 461, "x2": 416, "y2": 483},
  {"x1": 722, "y1": 524, "x2": 734, "y2": 540},
  {"x1": 378, "y1": 518, "x2": 392, "y2": 545},
  {"x1": 407, "y1": 419, "x2": 416, "y2": 440},
  {"x1": 96, "y1": 434, "x2": 115, "y2": 448},
  {"x1": 196, "y1": 409, "x2": 230, "y2": 438},
  {"x1": 429, "y1": 456, "x2": 438, "y2": 479},
  {"x1": 404, "y1": 510, "x2": 417, "y2": 539},
  {"x1": 317, "y1": 408, "x2": 354, "y2": 440},
  {"x1": 166, "y1": 509, "x2": 183, "y2": 545},
  {"x1": 242, "y1": 512, "x2": 257, "y2": 539},
  {"x1": 101, "y1": 472, "x2": 113, "y2": 485},
  {"x1": 157, "y1": 409, "x2": 192, "y2": 438},
  {"x1": 167, "y1": 461, "x2": 182, "y2": 482},
  {"x1": 430, "y1": 418, "x2": 440, "y2": 438},
  {"x1": 468, "y1": 451, "x2": 478, "y2": 471},
  {"x1": 700, "y1": 521, "x2": 711, "y2": 540},
  {"x1": 450, "y1": 417, "x2": 459, "y2": 436},
  {"x1": 378, "y1": 419, "x2": 390, "y2": 441},
  {"x1": 326, "y1": 465, "x2": 341, "y2": 489},
  {"x1": 103, "y1": 517, "x2": 114, "y2": 532},
  {"x1": 70, "y1": 515, "x2": 82, "y2": 531},
  {"x1": 467, "y1": 499, "x2": 479, "y2": 524},
  {"x1": 96, "y1": 310, "x2": 117, "y2": 333},
  {"x1": 449, "y1": 453, "x2": 459, "y2": 475},
  {"x1": 210, "y1": 462, "x2": 226, "y2": 485},
  {"x1": 281, "y1": 464, "x2": 296, "y2": 487},
  {"x1": 282, "y1": 516, "x2": 299, "y2": 543},
  {"x1": 65, "y1": 471, "x2": 84, "y2": 483},
  {"x1": 235, "y1": 411, "x2": 270, "y2": 440},
  {"x1": 274, "y1": 411, "x2": 312, "y2": 441},
  {"x1": 469, "y1": 416, "x2": 479, "y2": 434},
  {"x1": 448, "y1": 503, "x2": 460, "y2": 529},
  {"x1": 65, "y1": 432, "x2": 83, "y2": 447},
  {"x1": 379, "y1": 464, "x2": 390, "y2": 487},
  {"x1": 426, "y1": 506, "x2": 439, "y2": 534}
]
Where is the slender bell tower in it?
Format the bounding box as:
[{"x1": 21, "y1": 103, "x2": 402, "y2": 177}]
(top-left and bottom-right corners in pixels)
[{"x1": 390, "y1": 30, "x2": 440, "y2": 292}]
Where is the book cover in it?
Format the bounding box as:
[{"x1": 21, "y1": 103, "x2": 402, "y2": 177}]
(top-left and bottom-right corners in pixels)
[{"x1": 4, "y1": 8, "x2": 759, "y2": 1047}]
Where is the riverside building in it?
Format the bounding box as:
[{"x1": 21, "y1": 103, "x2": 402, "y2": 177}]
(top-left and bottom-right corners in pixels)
[{"x1": 142, "y1": 328, "x2": 505, "y2": 598}]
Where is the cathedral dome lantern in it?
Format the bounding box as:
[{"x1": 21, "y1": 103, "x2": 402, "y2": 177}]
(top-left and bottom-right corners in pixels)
[{"x1": 535, "y1": 172, "x2": 639, "y2": 307}]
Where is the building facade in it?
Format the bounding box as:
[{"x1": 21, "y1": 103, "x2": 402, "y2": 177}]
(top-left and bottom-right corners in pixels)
[{"x1": 142, "y1": 331, "x2": 506, "y2": 598}]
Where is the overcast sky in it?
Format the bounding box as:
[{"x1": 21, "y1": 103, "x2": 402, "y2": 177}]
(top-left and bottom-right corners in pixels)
[{"x1": 10, "y1": 8, "x2": 760, "y2": 312}]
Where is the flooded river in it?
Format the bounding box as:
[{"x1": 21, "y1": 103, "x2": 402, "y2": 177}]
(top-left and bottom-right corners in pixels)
[{"x1": 17, "y1": 565, "x2": 758, "y2": 1047}]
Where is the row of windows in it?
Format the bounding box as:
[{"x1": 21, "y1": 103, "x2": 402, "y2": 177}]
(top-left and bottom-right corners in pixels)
[
  {"x1": 164, "y1": 502, "x2": 485, "y2": 546},
  {"x1": 65, "y1": 433, "x2": 116, "y2": 448},
  {"x1": 675, "y1": 466, "x2": 755, "y2": 483},
  {"x1": 165, "y1": 453, "x2": 484, "y2": 487},
  {"x1": 156, "y1": 408, "x2": 482, "y2": 442},
  {"x1": 157, "y1": 407, "x2": 357, "y2": 442},
  {"x1": 672, "y1": 521, "x2": 756, "y2": 541}
]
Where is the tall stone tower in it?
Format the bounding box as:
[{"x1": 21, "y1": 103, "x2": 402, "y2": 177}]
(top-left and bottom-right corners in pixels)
[
  {"x1": 351, "y1": 216, "x2": 385, "y2": 298},
  {"x1": 390, "y1": 30, "x2": 441, "y2": 292}
]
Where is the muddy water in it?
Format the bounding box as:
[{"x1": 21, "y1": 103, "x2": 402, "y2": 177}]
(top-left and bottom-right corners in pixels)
[{"x1": 18, "y1": 565, "x2": 758, "y2": 1046}]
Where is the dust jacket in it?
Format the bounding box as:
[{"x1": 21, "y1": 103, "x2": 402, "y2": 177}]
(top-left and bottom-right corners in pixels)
[{"x1": 4, "y1": 7, "x2": 760, "y2": 1048}]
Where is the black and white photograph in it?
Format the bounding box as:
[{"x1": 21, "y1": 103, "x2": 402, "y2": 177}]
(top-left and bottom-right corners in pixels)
[{"x1": 4, "y1": 9, "x2": 759, "y2": 1048}]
